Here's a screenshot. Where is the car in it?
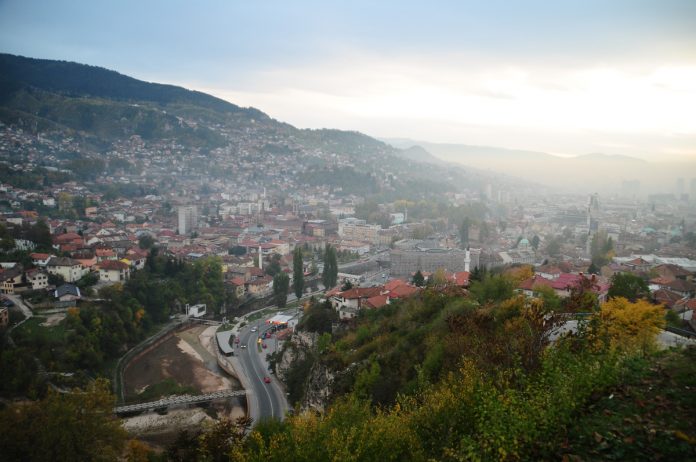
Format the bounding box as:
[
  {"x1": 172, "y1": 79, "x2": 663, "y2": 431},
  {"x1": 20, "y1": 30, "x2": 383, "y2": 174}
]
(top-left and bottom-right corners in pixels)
[
  {"x1": 250, "y1": 327, "x2": 258, "y2": 332},
  {"x1": 240, "y1": 345, "x2": 247, "y2": 349},
  {"x1": 263, "y1": 377, "x2": 271, "y2": 384},
  {"x1": 234, "y1": 338, "x2": 240, "y2": 344},
  {"x1": 262, "y1": 343, "x2": 267, "y2": 349}
]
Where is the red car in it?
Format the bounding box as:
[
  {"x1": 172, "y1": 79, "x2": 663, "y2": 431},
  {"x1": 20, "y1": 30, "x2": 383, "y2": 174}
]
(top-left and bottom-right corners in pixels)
[
  {"x1": 263, "y1": 377, "x2": 271, "y2": 384},
  {"x1": 234, "y1": 338, "x2": 240, "y2": 344},
  {"x1": 262, "y1": 343, "x2": 267, "y2": 349}
]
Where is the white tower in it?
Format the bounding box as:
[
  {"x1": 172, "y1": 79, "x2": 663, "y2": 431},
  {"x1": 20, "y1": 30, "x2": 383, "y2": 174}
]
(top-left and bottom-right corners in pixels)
[
  {"x1": 258, "y1": 245, "x2": 263, "y2": 270},
  {"x1": 464, "y1": 247, "x2": 471, "y2": 272}
]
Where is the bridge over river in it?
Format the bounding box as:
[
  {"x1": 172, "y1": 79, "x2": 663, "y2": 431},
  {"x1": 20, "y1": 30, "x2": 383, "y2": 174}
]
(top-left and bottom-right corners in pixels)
[{"x1": 114, "y1": 389, "x2": 245, "y2": 415}]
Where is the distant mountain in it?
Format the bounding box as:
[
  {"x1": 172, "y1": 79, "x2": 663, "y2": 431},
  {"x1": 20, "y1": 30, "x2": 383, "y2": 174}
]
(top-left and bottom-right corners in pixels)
[
  {"x1": 1, "y1": 53, "x2": 530, "y2": 198},
  {"x1": 0, "y1": 53, "x2": 264, "y2": 117},
  {"x1": 384, "y1": 138, "x2": 688, "y2": 195},
  {"x1": 394, "y1": 145, "x2": 447, "y2": 166}
]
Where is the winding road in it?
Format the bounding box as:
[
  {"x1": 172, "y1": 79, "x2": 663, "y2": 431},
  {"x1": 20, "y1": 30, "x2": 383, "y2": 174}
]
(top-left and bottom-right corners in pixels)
[{"x1": 234, "y1": 321, "x2": 288, "y2": 422}]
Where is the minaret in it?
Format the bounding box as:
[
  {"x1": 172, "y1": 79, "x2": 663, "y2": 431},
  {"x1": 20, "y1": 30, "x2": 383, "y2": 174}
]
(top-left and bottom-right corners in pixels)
[
  {"x1": 258, "y1": 245, "x2": 263, "y2": 270},
  {"x1": 464, "y1": 246, "x2": 471, "y2": 272}
]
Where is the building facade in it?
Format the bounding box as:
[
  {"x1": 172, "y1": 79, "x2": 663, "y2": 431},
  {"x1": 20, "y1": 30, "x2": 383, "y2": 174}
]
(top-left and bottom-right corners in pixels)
[{"x1": 178, "y1": 205, "x2": 198, "y2": 235}]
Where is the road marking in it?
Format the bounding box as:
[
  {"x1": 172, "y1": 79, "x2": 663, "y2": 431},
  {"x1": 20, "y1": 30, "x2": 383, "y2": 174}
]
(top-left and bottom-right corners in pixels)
[{"x1": 246, "y1": 329, "x2": 275, "y2": 418}]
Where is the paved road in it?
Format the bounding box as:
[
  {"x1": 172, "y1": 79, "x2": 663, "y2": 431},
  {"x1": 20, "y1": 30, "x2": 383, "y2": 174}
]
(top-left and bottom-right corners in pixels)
[
  {"x1": 6, "y1": 294, "x2": 33, "y2": 319},
  {"x1": 551, "y1": 320, "x2": 696, "y2": 349},
  {"x1": 235, "y1": 320, "x2": 288, "y2": 421}
]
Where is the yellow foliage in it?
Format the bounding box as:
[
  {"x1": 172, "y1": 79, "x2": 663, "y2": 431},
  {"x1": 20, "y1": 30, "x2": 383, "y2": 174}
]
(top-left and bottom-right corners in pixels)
[
  {"x1": 67, "y1": 307, "x2": 80, "y2": 318},
  {"x1": 598, "y1": 297, "x2": 665, "y2": 353},
  {"x1": 431, "y1": 268, "x2": 448, "y2": 286},
  {"x1": 504, "y1": 265, "x2": 534, "y2": 283},
  {"x1": 125, "y1": 439, "x2": 151, "y2": 462},
  {"x1": 134, "y1": 308, "x2": 145, "y2": 324}
]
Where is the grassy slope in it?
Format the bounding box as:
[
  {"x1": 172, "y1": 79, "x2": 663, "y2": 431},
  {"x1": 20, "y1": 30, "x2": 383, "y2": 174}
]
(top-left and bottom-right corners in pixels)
[{"x1": 552, "y1": 346, "x2": 696, "y2": 461}]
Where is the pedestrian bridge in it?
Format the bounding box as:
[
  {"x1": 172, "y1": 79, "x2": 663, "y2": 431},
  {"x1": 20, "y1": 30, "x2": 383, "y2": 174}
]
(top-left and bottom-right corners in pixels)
[{"x1": 114, "y1": 389, "x2": 246, "y2": 414}]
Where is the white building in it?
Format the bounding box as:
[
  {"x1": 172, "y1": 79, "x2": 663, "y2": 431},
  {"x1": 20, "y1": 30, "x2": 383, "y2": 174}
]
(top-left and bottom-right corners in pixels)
[
  {"x1": 178, "y1": 205, "x2": 198, "y2": 235},
  {"x1": 46, "y1": 257, "x2": 87, "y2": 283}
]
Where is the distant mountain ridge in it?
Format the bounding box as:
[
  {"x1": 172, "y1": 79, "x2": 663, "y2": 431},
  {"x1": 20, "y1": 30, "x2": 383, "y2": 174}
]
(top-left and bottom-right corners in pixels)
[
  {"x1": 383, "y1": 138, "x2": 686, "y2": 195},
  {"x1": 0, "y1": 53, "x2": 532, "y2": 197},
  {"x1": 0, "y1": 53, "x2": 263, "y2": 118}
]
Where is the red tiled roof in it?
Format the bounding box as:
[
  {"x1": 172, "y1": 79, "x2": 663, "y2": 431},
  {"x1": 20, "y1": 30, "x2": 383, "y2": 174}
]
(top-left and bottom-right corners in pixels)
[
  {"x1": 99, "y1": 260, "x2": 129, "y2": 271},
  {"x1": 452, "y1": 271, "x2": 470, "y2": 286},
  {"x1": 365, "y1": 294, "x2": 389, "y2": 309},
  {"x1": 519, "y1": 275, "x2": 554, "y2": 291},
  {"x1": 649, "y1": 277, "x2": 672, "y2": 285},
  {"x1": 384, "y1": 279, "x2": 407, "y2": 292},
  {"x1": 340, "y1": 287, "x2": 382, "y2": 300},
  {"x1": 389, "y1": 284, "x2": 420, "y2": 299},
  {"x1": 325, "y1": 286, "x2": 343, "y2": 297},
  {"x1": 54, "y1": 232, "x2": 82, "y2": 243},
  {"x1": 653, "y1": 288, "x2": 682, "y2": 308}
]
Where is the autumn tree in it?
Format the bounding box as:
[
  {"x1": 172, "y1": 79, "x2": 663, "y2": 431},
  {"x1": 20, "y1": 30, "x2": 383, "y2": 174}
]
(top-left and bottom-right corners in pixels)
[
  {"x1": 0, "y1": 378, "x2": 127, "y2": 461},
  {"x1": 596, "y1": 297, "x2": 665, "y2": 353}
]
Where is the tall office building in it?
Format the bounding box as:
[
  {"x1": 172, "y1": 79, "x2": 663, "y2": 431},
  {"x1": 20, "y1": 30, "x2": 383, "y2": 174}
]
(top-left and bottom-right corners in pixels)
[{"x1": 178, "y1": 205, "x2": 198, "y2": 235}]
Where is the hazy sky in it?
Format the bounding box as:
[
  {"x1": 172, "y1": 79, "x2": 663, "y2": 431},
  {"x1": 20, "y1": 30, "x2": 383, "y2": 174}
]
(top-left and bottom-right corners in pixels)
[{"x1": 1, "y1": 1, "x2": 695, "y2": 161}]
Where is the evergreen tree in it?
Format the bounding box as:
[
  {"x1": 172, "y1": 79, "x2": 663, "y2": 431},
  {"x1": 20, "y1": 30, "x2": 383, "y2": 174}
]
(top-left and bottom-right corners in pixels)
[
  {"x1": 459, "y1": 217, "x2": 470, "y2": 248},
  {"x1": 608, "y1": 273, "x2": 649, "y2": 302},
  {"x1": 293, "y1": 247, "x2": 304, "y2": 299},
  {"x1": 273, "y1": 272, "x2": 289, "y2": 307},
  {"x1": 322, "y1": 244, "x2": 338, "y2": 288},
  {"x1": 531, "y1": 235, "x2": 540, "y2": 250},
  {"x1": 412, "y1": 270, "x2": 425, "y2": 287}
]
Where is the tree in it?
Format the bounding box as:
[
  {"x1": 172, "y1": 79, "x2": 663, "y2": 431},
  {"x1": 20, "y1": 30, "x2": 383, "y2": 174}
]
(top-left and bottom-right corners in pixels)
[
  {"x1": 531, "y1": 235, "x2": 540, "y2": 250},
  {"x1": 412, "y1": 270, "x2": 425, "y2": 287},
  {"x1": 0, "y1": 224, "x2": 15, "y2": 251},
  {"x1": 293, "y1": 247, "x2": 304, "y2": 299},
  {"x1": 341, "y1": 279, "x2": 353, "y2": 291},
  {"x1": 27, "y1": 220, "x2": 52, "y2": 251},
  {"x1": 608, "y1": 273, "x2": 649, "y2": 302},
  {"x1": 138, "y1": 233, "x2": 155, "y2": 250},
  {"x1": 322, "y1": 244, "x2": 338, "y2": 289},
  {"x1": 546, "y1": 238, "x2": 561, "y2": 257},
  {"x1": 597, "y1": 297, "x2": 665, "y2": 353},
  {"x1": 459, "y1": 217, "x2": 470, "y2": 248},
  {"x1": 431, "y1": 268, "x2": 448, "y2": 286},
  {"x1": 265, "y1": 254, "x2": 282, "y2": 277},
  {"x1": 273, "y1": 272, "x2": 289, "y2": 307},
  {"x1": 479, "y1": 221, "x2": 491, "y2": 242},
  {"x1": 587, "y1": 262, "x2": 600, "y2": 275},
  {"x1": 0, "y1": 378, "x2": 127, "y2": 461}
]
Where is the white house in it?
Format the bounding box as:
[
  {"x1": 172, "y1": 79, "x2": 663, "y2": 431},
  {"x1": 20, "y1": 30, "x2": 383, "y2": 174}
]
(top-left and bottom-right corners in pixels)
[
  {"x1": 98, "y1": 260, "x2": 130, "y2": 283},
  {"x1": 46, "y1": 257, "x2": 87, "y2": 283}
]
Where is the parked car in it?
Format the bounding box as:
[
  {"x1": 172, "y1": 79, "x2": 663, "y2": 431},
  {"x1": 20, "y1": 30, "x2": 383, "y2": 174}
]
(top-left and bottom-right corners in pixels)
[{"x1": 263, "y1": 377, "x2": 271, "y2": 384}]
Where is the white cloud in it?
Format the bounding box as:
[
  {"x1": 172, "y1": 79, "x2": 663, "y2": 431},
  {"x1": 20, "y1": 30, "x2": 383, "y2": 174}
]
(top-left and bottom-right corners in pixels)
[{"x1": 192, "y1": 54, "x2": 696, "y2": 160}]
